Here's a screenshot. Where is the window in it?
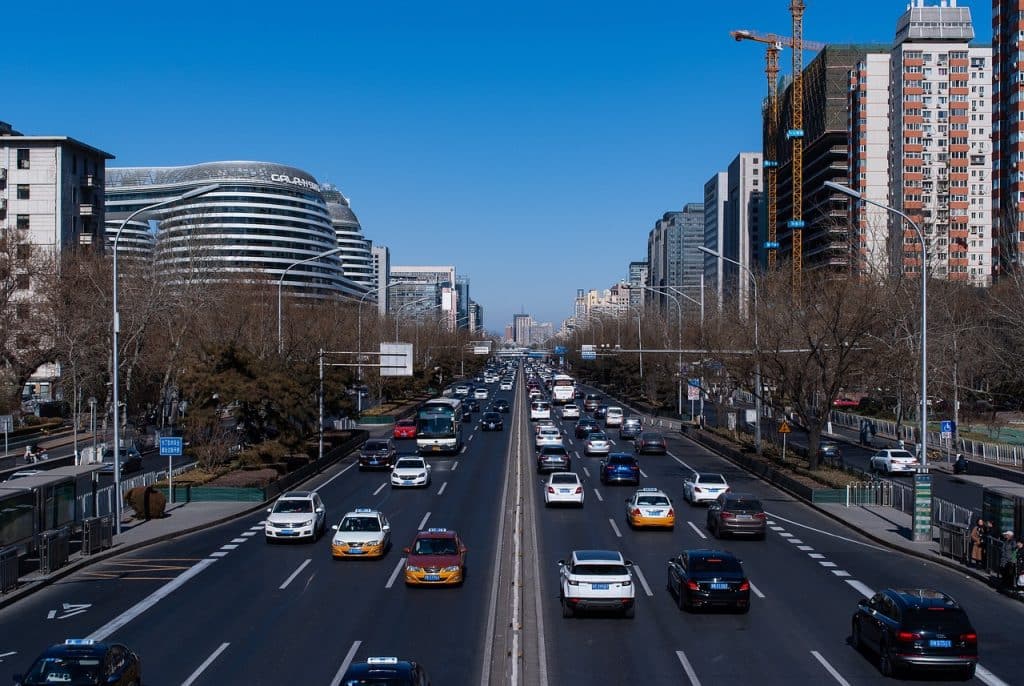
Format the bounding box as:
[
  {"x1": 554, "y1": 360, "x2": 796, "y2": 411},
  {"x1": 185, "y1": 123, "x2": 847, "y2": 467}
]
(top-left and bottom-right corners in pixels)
[
  {"x1": 16, "y1": 244, "x2": 31, "y2": 260},
  {"x1": 16, "y1": 149, "x2": 29, "y2": 169},
  {"x1": 15, "y1": 273, "x2": 30, "y2": 290},
  {"x1": 16, "y1": 185, "x2": 30, "y2": 200},
  {"x1": 16, "y1": 214, "x2": 29, "y2": 231}
]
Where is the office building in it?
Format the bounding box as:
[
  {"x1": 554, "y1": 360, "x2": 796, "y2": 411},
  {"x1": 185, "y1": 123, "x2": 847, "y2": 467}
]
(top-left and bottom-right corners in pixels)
[
  {"x1": 703, "y1": 171, "x2": 728, "y2": 305},
  {"x1": 726, "y1": 154, "x2": 761, "y2": 310},
  {"x1": 468, "y1": 301, "x2": 483, "y2": 333},
  {"x1": 455, "y1": 277, "x2": 471, "y2": 330},
  {"x1": 370, "y1": 244, "x2": 390, "y2": 315},
  {"x1": 105, "y1": 161, "x2": 364, "y2": 298},
  {"x1": 628, "y1": 261, "x2": 648, "y2": 308},
  {"x1": 322, "y1": 184, "x2": 374, "y2": 292},
  {"x1": 991, "y1": 0, "x2": 1022, "y2": 276},
  {"x1": 389, "y1": 265, "x2": 457, "y2": 331},
  {"x1": 513, "y1": 314, "x2": 531, "y2": 345},
  {"x1": 646, "y1": 204, "x2": 704, "y2": 313}
]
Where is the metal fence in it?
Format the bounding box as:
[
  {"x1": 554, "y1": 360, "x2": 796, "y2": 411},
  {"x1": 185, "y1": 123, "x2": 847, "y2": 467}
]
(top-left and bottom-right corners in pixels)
[
  {"x1": 81, "y1": 515, "x2": 113, "y2": 555},
  {"x1": 838, "y1": 481, "x2": 975, "y2": 527},
  {"x1": 76, "y1": 462, "x2": 198, "y2": 520},
  {"x1": 38, "y1": 527, "x2": 70, "y2": 574}
]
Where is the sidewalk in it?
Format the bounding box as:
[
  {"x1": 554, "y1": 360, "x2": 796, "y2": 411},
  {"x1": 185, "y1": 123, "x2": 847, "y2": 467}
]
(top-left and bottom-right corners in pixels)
[{"x1": 0, "y1": 500, "x2": 256, "y2": 610}]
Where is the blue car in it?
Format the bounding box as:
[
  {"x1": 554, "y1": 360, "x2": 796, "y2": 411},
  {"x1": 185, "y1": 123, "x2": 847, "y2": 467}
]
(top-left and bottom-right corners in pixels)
[{"x1": 600, "y1": 453, "x2": 640, "y2": 485}]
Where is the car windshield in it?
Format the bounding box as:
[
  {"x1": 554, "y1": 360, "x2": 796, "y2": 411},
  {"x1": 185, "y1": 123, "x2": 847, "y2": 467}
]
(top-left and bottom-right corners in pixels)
[
  {"x1": 274, "y1": 499, "x2": 312, "y2": 513},
  {"x1": 416, "y1": 417, "x2": 451, "y2": 437},
  {"x1": 413, "y1": 538, "x2": 458, "y2": 555},
  {"x1": 340, "y1": 517, "x2": 381, "y2": 532},
  {"x1": 636, "y1": 496, "x2": 670, "y2": 506},
  {"x1": 572, "y1": 564, "x2": 628, "y2": 576},
  {"x1": 395, "y1": 459, "x2": 424, "y2": 470},
  {"x1": 551, "y1": 474, "x2": 578, "y2": 485},
  {"x1": 690, "y1": 556, "x2": 743, "y2": 574},
  {"x1": 24, "y1": 656, "x2": 103, "y2": 685},
  {"x1": 364, "y1": 441, "x2": 389, "y2": 451},
  {"x1": 698, "y1": 473, "x2": 726, "y2": 484}
]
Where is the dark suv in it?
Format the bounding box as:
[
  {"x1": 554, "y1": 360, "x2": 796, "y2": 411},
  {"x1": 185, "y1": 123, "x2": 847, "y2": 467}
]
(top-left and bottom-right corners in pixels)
[
  {"x1": 599, "y1": 453, "x2": 640, "y2": 485},
  {"x1": 851, "y1": 588, "x2": 977, "y2": 679},
  {"x1": 359, "y1": 439, "x2": 397, "y2": 471},
  {"x1": 574, "y1": 417, "x2": 599, "y2": 439},
  {"x1": 706, "y1": 493, "x2": 767, "y2": 539}
]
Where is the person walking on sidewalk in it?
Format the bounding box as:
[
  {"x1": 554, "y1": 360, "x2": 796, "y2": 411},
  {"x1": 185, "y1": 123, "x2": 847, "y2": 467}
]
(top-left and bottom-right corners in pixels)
[
  {"x1": 999, "y1": 531, "x2": 1017, "y2": 592},
  {"x1": 969, "y1": 519, "x2": 985, "y2": 568}
]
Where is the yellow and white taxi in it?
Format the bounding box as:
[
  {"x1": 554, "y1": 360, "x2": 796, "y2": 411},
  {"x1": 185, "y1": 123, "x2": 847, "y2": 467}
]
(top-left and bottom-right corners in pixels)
[
  {"x1": 403, "y1": 528, "x2": 467, "y2": 586},
  {"x1": 624, "y1": 487, "x2": 675, "y2": 529},
  {"x1": 331, "y1": 508, "x2": 391, "y2": 559}
]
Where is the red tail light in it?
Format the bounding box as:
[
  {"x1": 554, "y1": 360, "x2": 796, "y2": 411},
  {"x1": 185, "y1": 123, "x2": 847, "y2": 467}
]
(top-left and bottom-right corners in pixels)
[
  {"x1": 961, "y1": 633, "x2": 977, "y2": 644},
  {"x1": 575, "y1": 486, "x2": 583, "y2": 494},
  {"x1": 667, "y1": 508, "x2": 674, "y2": 517},
  {"x1": 754, "y1": 512, "x2": 767, "y2": 520},
  {"x1": 687, "y1": 580, "x2": 700, "y2": 591},
  {"x1": 547, "y1": 486, "x2": 555, "y2": 493},
  {"x1": 739, "y1": 580, "x2": 750, "y2": 591},
  {"x1": 897, "y1": 631, "x2": 921, "y2": 642},
  {"x1": 720, "y1": 512, "x2": 736, "y2": 519}
]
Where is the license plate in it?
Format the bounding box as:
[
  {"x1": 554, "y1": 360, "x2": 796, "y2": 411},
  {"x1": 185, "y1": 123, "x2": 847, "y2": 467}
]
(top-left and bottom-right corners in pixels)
[
  {"x1": 425, "y1": 574, "x2": 441, "y2": 581},
  {"x1": 280, "y1": 529, "x2": 294, "y2": 535},
  {"x1": 432, "y1": 446, "x2": 441, "y2": 452},
  {"x1": 403, "y1": 480, "x2": 413, "y2": 485},
  {"x1": 649, "y1": 510, "x2": 663, "y2": 516},
  {"x1": 929, "y1": 639, "x2": 952, "y2": 648},
  {"x1": 710, "y1": 583, "x2": 729, "y2": 590},
  {"x1": 738, "y1": 515, "x2": 753, "y2": 520},
  {"x1": 591, "y1": 583, "x2": 609, "y2": 590},
  {"x1": 348, "y1": 548, "x2": 364, "y2": 554},
  {"x1": 559, "y1": 489, "x2": 570, "y2": 493}
]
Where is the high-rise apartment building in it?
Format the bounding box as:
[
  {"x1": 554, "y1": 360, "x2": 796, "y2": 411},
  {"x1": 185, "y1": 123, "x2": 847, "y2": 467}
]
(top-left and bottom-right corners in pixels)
[
  {"x1": 513, "y1": 313, "x2": 531, "y2": 345},
  {"x1": 646, "y1": 205, "x2": 703, "y2": 313},
  {"x1": 726, "y1": 154, "x2": 761, "y2": 310},
  {"x1": 389, "y1": 266, "x2": 457, "y2": 331},
  {"x1": 628, "y1": 261, "x2": 648, "y2": 308},
  {"x1": 370, "y1": 244, "x2": 390, "y2": 315},
  {"x1": 322, "y1": 184, "x2": 374, "y2": 292},
  {"x1": 468, "y1": 301, "x2": 483, "y2": 333},
  {"x1": 849, "y1": 53, "x2": 892, "y2": 276},
  {"x1": 992, "y1": 0, "x2": 1024, "y2": 275},
  {"x1": 703, "y1": 172, "x2": 728, "y2": 305}
]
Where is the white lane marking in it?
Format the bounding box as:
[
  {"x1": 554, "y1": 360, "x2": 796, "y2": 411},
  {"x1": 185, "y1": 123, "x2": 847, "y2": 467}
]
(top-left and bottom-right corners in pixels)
[
  {"x1": 819, "y1": 561, "x2": 837, "y2": 568},
  {"x1": 687, "y1": 521, "x2": 708, "y2": 539},
  {"x1": 88, "y1": 558, "x2": 217, "y2": 641},
  {"x1": 808, "y1": 553, "x2": 825, "y2": 559},
  {"x1": 385, "y1": 557, "x2": 406, "y2": 589},
  {"x1": 417, "y1": 512, "x2": 431, "y2": 530},
  {"x1": 766, "y1": 520, "x2": 776, "y2": 525},
  {"x1": 748, "y1": 581, "x2": 765, "y2": 599},
  {"x1": 770, "y1": 526, "x2": 785, "y2": 531},
  {"x1": 182, "y1": 642, "x2": 230, "y2": 686},
  {"x1": 313, "y1": 460, "x2": 358, "y2": 493},
  {"x1": 675, "y1": 650, "x2": 702, "y2": 686},
  {"x1": 582, "y1": 467, "x2": 591, "y2": 478},
  {"x1": 329, "y1": 641, "x2": 363, "y2": 686},
  {"x1": 230, "y1": 538, "x2": 248, "y2": 543},
  {"x1": 788, "y1": 539, "x2": 804, "y2": 544},
  {"x1": 460, "y1": 446, "x2": 467, "y2": 454},
  {"x1": 469, "y1": 434, "x2": 475, "y2": 442},
  {"x1": 845, "y1": 580, "x2": 875, "y2": 598},
  {"x1": 250, "y1": 525, "x2": 264, "y2": 531},
  {"x1": 976, "y1": 664, "x2": 1012, "y2": 686},
  {"x1": 832, "y1": 570, "x2": 851, "y2": 578},
  {"x1": 765, "y1": 512, "x2": 888, "y2": 551},
  {"x1": 778, "y1": 532, "x2": 793, "y2": 538},
  {"x1": 438, "y1": 481, "x2": 448, "y2": 495},
  {"x1": 452, "y1": 460, "x2": 459, "y2": 471},
  {"x1": 209, "y1": 551, "x2": 228, "y2": 558},
  {"x1": 593, "y1": 489, "x2": 604, "y2": 502},
  {"x1": 279, "y1": 559, "x2": 311, "y2": 590},
  {"x1": 810, "y1": 650, "x2": 851, "y2": 686},
  {"x1": 639, "y1": 468, "x2": 649, "y2": 478},
  {"x1": 609, "y1": 518, "x2": 623, "y2": 538},
  {"x1": 668, "y1": 452, "x2": 695, "y2": 473},
  {"x1": 574, "y1": 451, "x2": 581, "y2": 460},
  {"x1": 220, "y1": 544, "x2": 238, "y2": 550},
  {"x1": 798, "y1": 545, "x2": 814, "y2": 551},
  {"x1": 633, "y1": 564, "x2": 654, "y2": 597},
  {"x1": 0, "y1": 652, "x2": 15, "y2": 662},
  {"x1": 372, "y1": 482, "x2": 387, "y2": 496}
]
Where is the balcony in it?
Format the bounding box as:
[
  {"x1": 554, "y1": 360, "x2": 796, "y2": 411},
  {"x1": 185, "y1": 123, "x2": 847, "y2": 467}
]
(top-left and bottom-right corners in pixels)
[
  {"x1": 83, "y1": 174, "x2": 97, "y2": 188},
  {"x1": 79, "y1": 202, "x2": 97, "y2": 216}
]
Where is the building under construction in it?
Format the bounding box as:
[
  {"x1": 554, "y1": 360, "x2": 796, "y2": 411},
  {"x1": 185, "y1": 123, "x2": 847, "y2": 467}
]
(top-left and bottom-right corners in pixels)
[{"x1": 768, "y1": 44, "x2": 888, "y2": 274}]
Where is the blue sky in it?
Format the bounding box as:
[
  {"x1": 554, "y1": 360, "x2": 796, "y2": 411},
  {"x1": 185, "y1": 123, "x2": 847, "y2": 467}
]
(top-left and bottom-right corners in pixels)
[{"x1": 6, "y1": 0, "x2": 992, "y2": 332}]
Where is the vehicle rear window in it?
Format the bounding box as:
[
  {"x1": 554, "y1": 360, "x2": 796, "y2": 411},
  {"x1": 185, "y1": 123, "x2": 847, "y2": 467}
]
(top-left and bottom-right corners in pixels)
[
  {"x1": 690, "y1": 557, "x2": 743, "y2": 574},
  {"x1": 551, "y1": 474, "x2": 578, "y2": 484},
  {"x1": 903, "y1": 609, "x2": 972, "y2": 632},
  {"x1": 364, "y1": 440, "x2": 388, "y2": 450},
  {"x1": 889, "y1": 451, "x2": 915, "y2": 459},
  {"x1": 699, "y1": 473, "x2": 725, "y2": 484},
  {"x1": 609, "y1": 456, "x2": 635, "y2": 465},
  {"x1": 637, "y1": 496, "x2": 670, "y2": 506},
  {"x1": 573, "y1": 564, "x2": 628, "y2": 576},
  {"x1": 725, "y1": 498, "x2": 763, "y2": 511}
]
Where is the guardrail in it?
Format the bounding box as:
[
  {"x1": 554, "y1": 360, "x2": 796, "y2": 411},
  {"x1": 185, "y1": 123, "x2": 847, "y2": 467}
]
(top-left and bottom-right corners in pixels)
[
  {"x1": 81, "y1": 515, "x2": 113, "y2": 555},
  {"x1": 817, "y1": 481, "x2": 976, "y2": 527},
  {"x1": 38, "y1": 527, "x2": 70, "y2": 575},
  {"x1": 0, "y1": 546, "x2": 18, "y2": 593}
]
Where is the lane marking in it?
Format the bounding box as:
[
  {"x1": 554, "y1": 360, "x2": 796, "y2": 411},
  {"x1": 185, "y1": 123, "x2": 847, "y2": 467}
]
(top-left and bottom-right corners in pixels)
[
  {"x1": 279, "y1": 559, "x2": 311, "y2": 590},
  {"x1": 976, "y1": 664, "x2": 1011, "y2": 686},
  {"x1": 633, "y1": 564, "x2": 654, "y2": 597},
  {"x1": 845, "y1": 580, "x2": 874, "y2": 598},
  {"x1": 417, "y1": 512, "x2": 431, "y2": 530},
  {"x1": 778, "y1": 532, "x2": 793, "y2": 538},
  {"x1": 810, "y1": 650, "x2": 851, "y2": 686},
  {"x1": 209, "y1": 552, "x2": 228, "y2": 558},
  {"x1": 582, "y1": 467, "x2": 590, "y2": 478},
  {"x1": 819, "y1": 561, "x2": 837, "y2": 568},
  {"x1": 250, "y1": 526, "x2": 263, "y2": 531},
  {"x1": 220, "y1": 544, "x2": 238, "y2": 550},
  {"x1": 748, "y1": 581, "x2": 765, "y2": 599},
  {"x1": 687, "y1": 521, "x2": 707, "y2": 539},
  {"x1": 0, "y1": 652, "x2": 16, "y2": 662},
  {"x1": 574, "y1": 451, "x2": 581, "y2": 460},
  {"x1": 312, "y1": 461, "x2": 358, "y2": 493},
  {"x1": 766, "y1": 520, "x2": 776, "y2": 525},
  {"x1": 88, "y1": 558, "x2": 217, "y2": 641},
  {"x1": 230, "y1": 538, "x2": 248, "y2": 543},
  {"x1": 460, "y1": 446, "x2": 467, "y2": 454},
  {"x1": 675, "y1": 650, "x2": 702, "y2": 686},
  {"x1": 385, "y1": 557, "x2": 406, "y2": 589},
  {"x1": 770, "y1": 526, "x2": 785, "y2": 531},
  {"x1": 438, "y1": 482, "x2": 448, "y2": 496},
  {"x1": 593, "y1": 489, "x2": 604, "y2": 502},
  {"x1": 798, "y1": 545, "x2": 814, "y2": 551},
  {"x1": 639, "y1": 468, "x2": 649, "y2": 478},
  {"x1": 373, "y1": 482, "x2": 386, "y2": 496},
  {"x1": 182, "y1": 642, "x2": 230, "y2": 686},
  {"x1": 765, "y1": 512, "x2": 888, "y2": 551},
  {"x1": 469, "y1": 434, "x2": 475, "y2": 442},
  {"x1": 609, "y1": 518, "x2": 623, "y2": 538},
  {"x1": 832, "y1": 570, "x2": 851, "y2": 578},
  {"x1": 788, "y1": 539, "x2": 804, "y2": 544},
  {"x1": 808, "y1": 553, "x2": 825, "y2": 559},
  {"x1": 329, "y1": 641, "x2": 363, "y2": 686},
  {"x1": 452, "y1": 460, "x2": 459, "y2": 471}
]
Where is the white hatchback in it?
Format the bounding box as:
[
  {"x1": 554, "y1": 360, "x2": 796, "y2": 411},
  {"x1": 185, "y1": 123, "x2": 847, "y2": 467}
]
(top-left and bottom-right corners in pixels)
[
  {"x1": 530, "y1": 400, "x2": 551, "y2": 421},
  {"x1": 560, "y1": 404, "x2": 581, "y2": 420},
  {"x1": 500, "y1": 381, "x2": 513, "y2": 391},
  {"x1": 544, "y1": 472, "x2": 584, "y2": 507},
  {"x1": 391, "y1": 456, "x2": 432, "y2": 488}
]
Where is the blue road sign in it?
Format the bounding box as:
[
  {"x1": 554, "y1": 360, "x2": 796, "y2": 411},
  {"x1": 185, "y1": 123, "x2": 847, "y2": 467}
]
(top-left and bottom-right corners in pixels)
[
  {"x1": 159, "y1": 436, "x2": 184, "y2": 456},
  {"x1": 940, "y1": 420, "x2": 954, "y2": 434},
  {"x1": 554, "y1": 346, "x2": 567, "y2": 355}
]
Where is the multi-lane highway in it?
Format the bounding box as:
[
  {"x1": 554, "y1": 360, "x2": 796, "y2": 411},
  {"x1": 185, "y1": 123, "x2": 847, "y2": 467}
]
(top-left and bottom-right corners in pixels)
[{"x1": 1, "y1": 372, "x2": 1021, "y2": 685}]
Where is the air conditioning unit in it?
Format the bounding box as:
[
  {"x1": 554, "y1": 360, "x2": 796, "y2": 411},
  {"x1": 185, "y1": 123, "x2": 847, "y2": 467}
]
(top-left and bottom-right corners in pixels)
[
  {"x1": 0, "y1": 167, "x2": 6, "y2": 181},
  {"x1": 0, "y1": 198, "x2": 6, "y2": 211},
  {"x1": 85, "y1": 174, "x2": 96, "y2": 187}
]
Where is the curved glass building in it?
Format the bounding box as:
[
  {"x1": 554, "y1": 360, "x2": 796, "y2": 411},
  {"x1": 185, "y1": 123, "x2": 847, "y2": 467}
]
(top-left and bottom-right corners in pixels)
[
  {"x1": 105, "y1": 161, "x2": 365, "y2": 298},
  {"x1": 322, "y1": 184, "x2": 374, "y2": 292}
]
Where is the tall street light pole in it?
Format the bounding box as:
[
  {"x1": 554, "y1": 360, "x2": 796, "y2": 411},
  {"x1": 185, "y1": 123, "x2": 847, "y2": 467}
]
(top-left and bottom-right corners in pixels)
[
  {"x1": 825, "y1": 180, "x2": 930, "y2": 541},
  {"x1": 112, "y1": 183, "x2": 220, "y2": 534},
  {"x1": 637, "y1": 285, "x2": 683, "y2": 418},
  {"x1": 277, "y1": 246, "x2": 346, "y2": 355},
  {"x1": 699, "y1": 246, "x2": 762, "y2": 455}
]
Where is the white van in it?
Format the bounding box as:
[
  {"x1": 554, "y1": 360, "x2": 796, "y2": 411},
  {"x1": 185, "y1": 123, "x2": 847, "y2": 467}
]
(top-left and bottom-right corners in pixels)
[
  {"x1": 604, "y1": 406, "x2": 624, "y2": 427},
  {"x1": 530, "y1": 400, "x2": 551, "y2": 422}
]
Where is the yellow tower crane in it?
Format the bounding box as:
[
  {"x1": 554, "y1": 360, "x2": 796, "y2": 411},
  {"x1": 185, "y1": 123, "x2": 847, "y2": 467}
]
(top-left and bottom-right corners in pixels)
[
  {"x1": 731, "y1": 28, "x2": 825, "y2": 276},
  {"x1": 789, "y1": 0, "x2": 807, "y2": 300}
]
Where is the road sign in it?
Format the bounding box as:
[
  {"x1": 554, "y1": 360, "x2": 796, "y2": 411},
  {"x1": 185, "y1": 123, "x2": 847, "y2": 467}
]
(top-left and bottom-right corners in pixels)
[
  {"x1": 554, "y1": 346, "x2": 567, "y2": 355},
  {"x1": 763, "y1": 241, "x2": 780, "y2": 249},
  {"x1": 581, "y1": 344, "x2": 596, "y2": 361},
  {"x1": 0, "y1": 415, "x2": 12, "y2": 433},
  {"x1": 687, "y1": 378, "x2": 701, "y2": 401},
  {"x1": 778, "y1": 420, "x2": 792, "y2": 434},
  {"x1": 159, "y1": 436, "x2": 183, "y2": 456},
  {"x1": 939, "y1": 420, "x2": 955, "y2": 438}
]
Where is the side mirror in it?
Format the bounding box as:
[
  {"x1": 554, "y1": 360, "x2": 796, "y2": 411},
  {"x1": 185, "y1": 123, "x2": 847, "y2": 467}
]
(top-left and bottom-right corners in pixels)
[
  {"x1": 403, "y1": 547, "x2": 411, "y2": 554},
  {"x1": 266, "y1": 508, "x2": 272, "y2": 514},
  {"x1": 383, "y1": 524, "x2": 390, "y2": 531},
  {"x1": 625, "y1": 560, "x2": 634, "y2": 566},
  {"x1": 557, "y1": 560, "x2": 566, "y2": 566},
  {"x1": 460, "y1": 546, "x2": 468, "y2": 553},
  {"x1": 331, "y1": 525, "x2": 339, "y2": 531}
]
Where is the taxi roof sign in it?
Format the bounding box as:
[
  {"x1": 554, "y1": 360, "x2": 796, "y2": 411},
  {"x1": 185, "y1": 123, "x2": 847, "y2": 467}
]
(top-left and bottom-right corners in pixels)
[
  {"x1": 64, "y1": 639, "x2": 96, "y2": 645},
  {"x1": 637, "y1": 487, "x2": 659, "y2": 492},
  {"x1": 366, "y1": 657, "x2": 399, "y2": 665},
  {"x1": 354, "y1": 508, "x2": 375, "y2": 513},
  {"x1": 426, "y1": 527, "x2": 448, "y2": 533},
  {"x1": 778, "y1": 420, "x2": 792, "y2": 434}
]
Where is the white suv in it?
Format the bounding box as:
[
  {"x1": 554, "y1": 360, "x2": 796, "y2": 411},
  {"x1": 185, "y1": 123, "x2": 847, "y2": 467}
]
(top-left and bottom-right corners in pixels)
[
  {"x1": 530, "y1": 400, "x2": 551, "y2": 421},
  {"x1": 558, "y1": 549, "x2": 635, "y2": 618},
  {"x1": 265, "y1": 491, "x2": 326, "y2": 542},
  {"x1": 535, "y1": 426, "x2": 564, "y2": 450}
]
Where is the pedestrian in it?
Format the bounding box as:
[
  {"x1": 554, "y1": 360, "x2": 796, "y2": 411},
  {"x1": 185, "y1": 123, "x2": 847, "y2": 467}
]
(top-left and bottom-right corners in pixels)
[
  {"x1": 954, "y1": 453, "x2": 968, "y2": 475},
  {"x1": 898, "y1": 438, "x2": 906, "y2": 450},
  {"x1": 999, "y1": 531, "x2": 1017, "y2": 591},
  {"x1": 24, "y1": 445, "x2": 34, "y2": 464},
  {"x1": 969, "y1": 518, "x2": 985, "y2": 568}
]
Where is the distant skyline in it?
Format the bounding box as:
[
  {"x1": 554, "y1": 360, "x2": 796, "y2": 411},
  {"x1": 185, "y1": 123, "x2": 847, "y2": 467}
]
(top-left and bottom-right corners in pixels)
[{"x1": 4, "y1": 0, "x2": 992, "y2": 331}]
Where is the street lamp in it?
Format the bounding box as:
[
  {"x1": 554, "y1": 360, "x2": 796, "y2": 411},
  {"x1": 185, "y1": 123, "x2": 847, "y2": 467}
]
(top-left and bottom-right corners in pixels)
[
  {"x1": 357, "y1": 280, "x2": 403, "y2": 414},
  {"x1": 277, "y1": 246, "x2": 346, "y2": 355},
  {"x1": 699, "y1": 246, "x2": 762, "y2": 455},
  {"x1": 393, "y1": 296, "x2": 436, "y2": 341},
  {"x1": 825, "y1": 180, "x2": 930, "y2": 541},
  {"x1": 635, "y1": 285, "x2": 683, "y2": 418},
  {"x1": 87, "y1": 396, "x2": 97, "y2": 467},
  {"x1": 112, "y1": 183, "x2": 220, "y2": 534}
]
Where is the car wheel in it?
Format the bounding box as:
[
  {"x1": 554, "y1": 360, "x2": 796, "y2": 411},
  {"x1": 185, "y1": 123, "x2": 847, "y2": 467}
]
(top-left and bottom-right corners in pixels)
[
  {"x1": 878, "y1": 640, "x2": 901, "y2": 678},
  {"x1": 623, "y1": 603, "x2": 635, "y2": 619},
  {"x1": 561, "y1": 597, "x2": 574, "y2": 618},
  {"x1": 851, "y1": 620, "x2": 864, "y2": 651},
  {"x1": 710, "y1": 520, "x2": 720, "y2": 539},
  {"x1": 674, "y1": 584, "x2": 686, "y2": 611}
]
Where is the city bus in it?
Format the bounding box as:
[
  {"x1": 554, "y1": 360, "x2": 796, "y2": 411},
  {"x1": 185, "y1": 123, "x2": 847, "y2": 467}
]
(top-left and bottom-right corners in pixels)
[
  {"x1": 416, "y1": 398, "x2": 464, "y2": 455},
  {"x1": 550, "y1": 374, "x2": 576, "y2": 405}
]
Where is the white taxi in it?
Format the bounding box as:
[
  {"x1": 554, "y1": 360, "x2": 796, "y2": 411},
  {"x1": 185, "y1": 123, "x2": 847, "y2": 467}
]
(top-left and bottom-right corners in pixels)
[
  {"x1": 331, "y1": 508, "x2": 391, "y2": 559},
  {"x1": 625, "y1": 487, "x2": 675, "y2": 529}
]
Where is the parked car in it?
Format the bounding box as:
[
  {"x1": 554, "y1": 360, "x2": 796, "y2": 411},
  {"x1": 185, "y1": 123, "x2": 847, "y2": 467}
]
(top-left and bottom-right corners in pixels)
[{"x1": 706, "y1": 493, "x2": 767, "y2": 539}]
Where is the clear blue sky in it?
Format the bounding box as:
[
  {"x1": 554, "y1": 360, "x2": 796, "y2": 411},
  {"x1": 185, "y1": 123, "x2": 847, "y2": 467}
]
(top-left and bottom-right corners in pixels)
[{"x1": 6, "y1": 0, "x2": 992, "y2": 332}]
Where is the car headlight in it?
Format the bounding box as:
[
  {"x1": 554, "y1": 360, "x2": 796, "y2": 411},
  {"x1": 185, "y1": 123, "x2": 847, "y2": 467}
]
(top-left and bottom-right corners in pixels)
[
  {"x1": 299, "y1": 519, "x2": 313, "y2": 527},
  {"x1": 418, "y1": 472, "x2": 427, "y2": 479},
  {"x1": 365, "y1": 539, "x2": 382, "y2": 547},
  {"x1": 443, "y1": 565, "x2": 461, "y2": 572},
  {"x1": 406, "y1": 565, "x2": 424, "y2": 572}
]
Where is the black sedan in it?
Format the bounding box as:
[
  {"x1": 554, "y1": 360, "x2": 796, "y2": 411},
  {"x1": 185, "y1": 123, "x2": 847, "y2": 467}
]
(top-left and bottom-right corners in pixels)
[
  {"x1": 480, "y1": 411, "x2": 504, "y2": 431},
  {"x1": 667, "y1": 549, "x2": 750, "y2": 613},
  {"x1": 15, "y1": 639, "x2": 142, "y2": 686},
  {"x1": 635, "y1": 432, "x2": 667, "y2": 455},
  {"x1": 574, "y1": 417, "x2": 600, "y2": 439},
  {"x1": 491, "y1": 399, "x2": 511, "y2": 413},
  {"x1": 359, "y1": 438, "x2": 398, "y2": 470}
]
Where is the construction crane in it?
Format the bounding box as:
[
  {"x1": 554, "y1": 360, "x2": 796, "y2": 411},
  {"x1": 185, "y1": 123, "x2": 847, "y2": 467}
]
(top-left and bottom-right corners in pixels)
[
  {"x1": 731, "y1": 28, "x2": 824, "y2": 276},
  {"x1": 789, "y1": 0, "x2": 807, "y2": 300}
]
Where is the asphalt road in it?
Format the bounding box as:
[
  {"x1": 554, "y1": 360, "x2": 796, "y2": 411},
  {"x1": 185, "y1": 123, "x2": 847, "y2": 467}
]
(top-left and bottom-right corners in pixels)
[{"x1": 1, "y1": 376, "x2": 1021, "y2": 685}]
